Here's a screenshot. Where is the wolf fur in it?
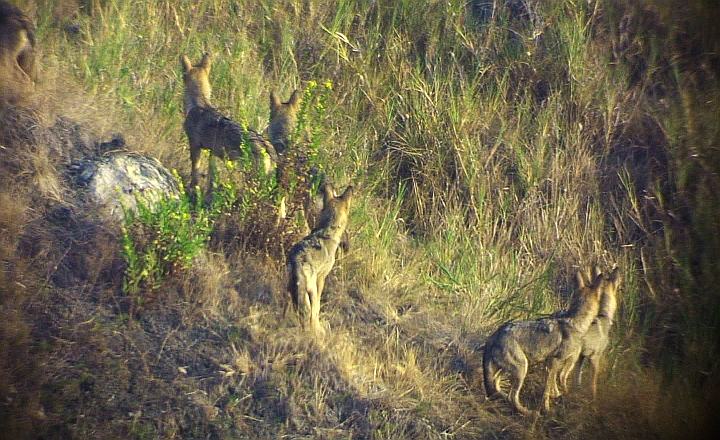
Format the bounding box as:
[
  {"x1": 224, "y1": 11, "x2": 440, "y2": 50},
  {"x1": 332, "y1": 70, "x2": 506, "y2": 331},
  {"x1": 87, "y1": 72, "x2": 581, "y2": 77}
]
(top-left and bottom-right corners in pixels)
[
  {"x1": 286, "y1": 183, "x2": 353, "y2": 334},
  {"x1": 559, "y1": 266, "x2": 622, "y2": 398},
  {"x1": 0, "y1": 0, "x2": 35, "y2": 104},
  {"x1": 482, "y1": 270, "x2": 604, "y2": 415},
  {"x1": 180, "y1": 53, "x2": 278, "y2": 192}
]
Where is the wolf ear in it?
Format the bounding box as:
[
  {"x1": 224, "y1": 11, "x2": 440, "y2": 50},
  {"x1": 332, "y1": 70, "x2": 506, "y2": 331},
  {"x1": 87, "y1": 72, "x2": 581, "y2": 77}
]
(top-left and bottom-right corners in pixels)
[
  {"x1": 181, "y1": 55, "x2": 192, "y2": 73},
  {"x1": 607, "y1": 267, "x2": 621, "y2": 284},
  {"x1": 199, "y1": 52, "x2": 211, "y2": 70},
  {"x1": 322, "y1": 182, "x2": 336, "y2": 206},
  {"x1": 580, "y1": 267, "x2": 592, "y2": 286},
  {"x1": 593, "y1": 265, "x2": 602, "y2": 277},
  {"x1": 576, "y1": 271, "x2": 586, "y2": 289},
  {"x1": 288, "y1": 89, "x2": 301, "y2": 108},
  {"x1": 340, "y1": 185, "x2": 354, "y2": 201},
  {"x1": 590, "y1": 271, "x2": 604, "y2": 289},
  {"x1": 270, "y1": 91, "x2": 281, "y2": 112}
]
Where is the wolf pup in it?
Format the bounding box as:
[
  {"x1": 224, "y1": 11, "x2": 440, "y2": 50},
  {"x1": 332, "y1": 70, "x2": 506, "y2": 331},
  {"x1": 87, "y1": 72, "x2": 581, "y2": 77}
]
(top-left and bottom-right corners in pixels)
[
  {"x1": 482, "y1": 269, "x2": 604, "y2": 415},
  {"x1": 0, "y1": 0, "x2": 36, "y2": 86},
  {"x1": 267, "y1": 89, "x2": 301, "y2": 154},
  {"x1": 286, "y1": 183, "x2": 353, "y2": 335},
  {"x1": 180, "y1": 53, "x2": 278, "y2": 192},
  {"x1": 560, "y1": 266, "x2": 622, "y2": 398}
]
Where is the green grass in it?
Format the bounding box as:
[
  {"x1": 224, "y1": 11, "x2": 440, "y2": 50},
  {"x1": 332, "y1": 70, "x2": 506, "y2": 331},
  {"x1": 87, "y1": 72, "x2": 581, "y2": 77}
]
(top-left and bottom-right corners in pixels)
[{"x1": 2, "y1": 0, "x2": 719, "y2": 438}]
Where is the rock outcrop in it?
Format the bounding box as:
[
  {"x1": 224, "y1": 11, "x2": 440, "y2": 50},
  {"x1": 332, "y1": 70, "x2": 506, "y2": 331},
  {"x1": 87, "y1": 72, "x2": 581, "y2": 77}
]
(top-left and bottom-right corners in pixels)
[{"x1": 71, "y1": 152, "x2": 180, "y2": 222}]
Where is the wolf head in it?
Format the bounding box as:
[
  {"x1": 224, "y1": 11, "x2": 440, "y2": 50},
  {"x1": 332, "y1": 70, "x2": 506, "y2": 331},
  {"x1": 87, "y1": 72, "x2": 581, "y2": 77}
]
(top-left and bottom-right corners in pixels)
[
  {"x1": 576, "y1": 267, "x2": 604, "y2": 296},
  {"x1": 316, "y1": 183, "x2": 353, "y2": 238},
  {"x1": 268, "y1": 89, "x2": 301, "y2": 153},
  {"x1": 568, "y1": 268, "x2": 604, "y2": 331},
  {"x1": 577, "y1": 265, "x2": 621, "y2": 320},
  {"x1": 181, "y1": 53, "x2": 212, "y2": 113}
]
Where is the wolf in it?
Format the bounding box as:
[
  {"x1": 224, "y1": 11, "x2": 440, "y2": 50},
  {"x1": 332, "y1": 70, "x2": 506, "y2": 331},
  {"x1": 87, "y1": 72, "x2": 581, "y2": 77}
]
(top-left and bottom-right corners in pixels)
[
  {"x1": 180, "y1": 53, "x2": 278, "y2": 192},
  {"x1": 301, "y1": 173, "x2": 350, "y2": 251},
  {"x1": 559, "y1": 266, "x2": 622, "y2": 398},
  {"x1": 267, "y1": 89, "x2": 301, "y2": 154},
  {"x1": 286, "y1": 183, "x2": 353, "y2": 335},
  {"x1": 482, "y1": 269, "x2": 604, "y2": 415},
  {"x1": 0, "y1": 0, "x2": 36, "y2": 86}
]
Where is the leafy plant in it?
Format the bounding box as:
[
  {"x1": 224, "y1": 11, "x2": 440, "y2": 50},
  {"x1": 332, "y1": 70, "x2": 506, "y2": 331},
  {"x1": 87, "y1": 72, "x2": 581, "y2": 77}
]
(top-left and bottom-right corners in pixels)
[
  {"x1": 287, "y1": 80, "x2": 334, "y2": 197},
  {"x1": 120, "y1": 171, "x2": 235, "y2": 303}
]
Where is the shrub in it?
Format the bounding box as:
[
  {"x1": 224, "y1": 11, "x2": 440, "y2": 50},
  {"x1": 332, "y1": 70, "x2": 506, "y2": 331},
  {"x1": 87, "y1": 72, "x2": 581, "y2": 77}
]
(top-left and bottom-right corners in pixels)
[{"x1": 120, "y1": 171, "x2": 235, "y2": 305}]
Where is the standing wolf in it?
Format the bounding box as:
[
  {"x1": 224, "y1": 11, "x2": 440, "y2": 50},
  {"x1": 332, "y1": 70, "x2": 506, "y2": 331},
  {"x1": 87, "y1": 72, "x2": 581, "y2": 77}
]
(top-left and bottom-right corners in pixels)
[
  {"x1": 180, "y1": 53, "x2": 278, "y2": 192},
  {"x1": 560, "y1": 266, "x2": 622, "y2": 398},
  {"x1": 482, "y1": 269, "x2": 604, "y2": 415},
  {"x1": 267, "y1": 89, "x2": 300, "y2": 154},
  {"x1": 0, "y1": 0, "x2": 35, "y2": 92},
  {"x1": 287, "y1": 183, "x2": 353, "y2": 335}
]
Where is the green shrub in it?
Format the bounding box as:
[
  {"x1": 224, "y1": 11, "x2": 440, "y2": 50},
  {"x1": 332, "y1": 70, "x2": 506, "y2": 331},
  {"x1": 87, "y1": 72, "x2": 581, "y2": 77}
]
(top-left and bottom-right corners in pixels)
[{"x1": 120, "y1": 171, "x2": 235, "y2": 303}]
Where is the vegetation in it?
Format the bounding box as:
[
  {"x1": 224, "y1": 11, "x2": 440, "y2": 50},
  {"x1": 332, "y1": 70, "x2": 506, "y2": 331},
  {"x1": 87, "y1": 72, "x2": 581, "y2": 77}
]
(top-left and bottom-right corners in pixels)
[
  {"x1": 120, "y1": 170, "x2": 232, "y2": 301},
  {"x1": 1, "y1": 0, "x2": 718, "y2": 438}
]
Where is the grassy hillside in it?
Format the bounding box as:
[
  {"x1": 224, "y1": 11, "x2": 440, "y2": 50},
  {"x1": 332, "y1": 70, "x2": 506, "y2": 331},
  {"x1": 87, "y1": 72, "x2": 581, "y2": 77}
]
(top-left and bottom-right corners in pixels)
[{"x1": 1, "y1": 0, "x2": 719, "y2": 438}]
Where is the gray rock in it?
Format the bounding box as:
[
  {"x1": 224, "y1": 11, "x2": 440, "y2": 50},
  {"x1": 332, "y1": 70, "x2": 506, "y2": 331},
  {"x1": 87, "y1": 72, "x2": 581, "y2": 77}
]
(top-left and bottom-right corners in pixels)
[{"x1": 70, "y1": 152, "x2": 181, "y2": 222}]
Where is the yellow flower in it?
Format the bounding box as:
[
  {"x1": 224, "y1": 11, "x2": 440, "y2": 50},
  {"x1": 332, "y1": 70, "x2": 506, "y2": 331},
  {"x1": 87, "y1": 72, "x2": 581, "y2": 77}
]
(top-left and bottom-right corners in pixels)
[{"x1": 323, "y1": 80, "x2": 333, "y2": 90}]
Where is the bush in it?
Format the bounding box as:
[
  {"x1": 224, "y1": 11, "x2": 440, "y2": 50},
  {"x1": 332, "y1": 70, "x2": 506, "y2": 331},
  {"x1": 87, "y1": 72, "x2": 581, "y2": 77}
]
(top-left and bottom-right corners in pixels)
[{"x1": 120, "y1": 171, "x2": 234, "y2": 304}]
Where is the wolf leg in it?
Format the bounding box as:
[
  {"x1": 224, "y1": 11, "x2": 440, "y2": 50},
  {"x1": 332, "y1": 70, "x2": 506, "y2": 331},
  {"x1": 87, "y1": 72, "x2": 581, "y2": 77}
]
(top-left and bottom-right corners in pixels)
[
  {"x1": 589, "y1": 355, "x2": 600, "y2": 399},
  {"x1": 574, "y1": 355, "x2": 586, "y2": 389},
  {"x1": 543, "y1": 358, "x2": 561, "y2": 412},
  {"x1": 189, "y1": 145, "x2": 201, "y2": 193},
  {"x1": 205, "y1": 154, "x2": 217, "y2": 205},
  {"x1": 316, "y1": 273, "x2": 327, "y2": 299},
  {"x1": 309, "y1": 279, "x2": 324, "y2": 336},
  {"x1": 301, "y1": 287, "x2": 313, "y2": 330},
  {"x1": 297, "y1": 270, "x2": 314, "y2": 330},
  {"x1": 557, "y1": 355, "x2": 575, "y2": 396},
  {"x1": 507, "y1": 355, "x2": 531, "y2": 416}
]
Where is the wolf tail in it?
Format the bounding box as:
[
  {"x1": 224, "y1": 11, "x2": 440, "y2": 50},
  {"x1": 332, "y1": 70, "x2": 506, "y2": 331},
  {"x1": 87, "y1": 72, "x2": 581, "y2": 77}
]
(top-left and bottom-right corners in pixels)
[
  {"x1": 287, "y1": 263, "x2": 300, "y2": 310},
  {"x1": 482, "y1": 340, "x2": 500, "y2": 398}
]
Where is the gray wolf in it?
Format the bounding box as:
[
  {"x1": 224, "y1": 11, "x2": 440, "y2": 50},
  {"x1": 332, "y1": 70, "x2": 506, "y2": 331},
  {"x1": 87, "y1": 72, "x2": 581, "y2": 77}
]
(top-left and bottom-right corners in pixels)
[
  {"x1": 559, "y1": 266, "x2": 622, "y2": 398},
  {"x1": 267, "y1": 89, "x2": 300, "y2": 154},
  {"x1": 286, "y1": 183, "x2": 353, "y2": 335},
  {"x1": 180, "y1": 53, "x2": 278, "y2": 192},
  {"x1": 482, "y1": 269, "x2": 604, "y2": 415}
]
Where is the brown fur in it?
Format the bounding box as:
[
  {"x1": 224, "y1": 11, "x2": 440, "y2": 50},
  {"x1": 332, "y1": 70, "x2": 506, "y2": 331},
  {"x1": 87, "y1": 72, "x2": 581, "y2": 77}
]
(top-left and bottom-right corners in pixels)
[
  {"x1": 302, "y1": 176, "x2": 350, "y2": 251},
  {"x1": 267, "y1": 89, "x2": 301, "y2": 154},
  {"x1": 482, "y1": 270, "x2": 604, "y2": 415},
  {"x1": 180, "y1": 53, "x2": 278, "y2": 192},
  {"x1": 560, "y1": 267, "x2": 622, "y2": 398},
  {"x1": 0, "y1": 1, "x2": 35, "y2": 80},
  {"x1": 286, "y1": 183, "x2": 353, "y2": 335},
  {"x1": 0, "y1": 1, "x2": 35, "y2": 103}
]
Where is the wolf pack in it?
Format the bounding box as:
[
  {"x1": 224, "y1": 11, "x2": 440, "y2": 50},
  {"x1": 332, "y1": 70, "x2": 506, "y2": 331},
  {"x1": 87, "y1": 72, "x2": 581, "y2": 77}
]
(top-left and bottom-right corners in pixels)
[{"x1": 2, "y1": 1, "x2": 623, "y2": 417}]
